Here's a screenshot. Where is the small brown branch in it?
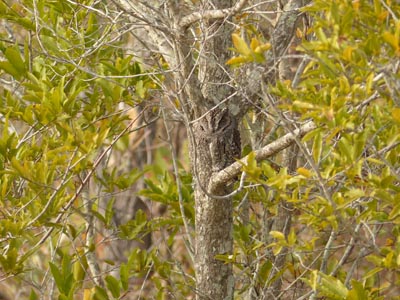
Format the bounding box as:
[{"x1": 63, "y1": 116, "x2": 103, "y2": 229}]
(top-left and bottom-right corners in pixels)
[
  {"x1": 330, "y1": 223, "x2": 361, "y2": 277},
  {"x1": 178, "y1": 0, "x2": 249, "y2": 29},
  {"x1": 209, "y1": 121, "x2": 317, "y2": 192}
]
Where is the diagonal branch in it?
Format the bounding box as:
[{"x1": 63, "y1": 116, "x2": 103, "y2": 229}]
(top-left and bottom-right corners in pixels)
[
  {"x1": 179, "y1": 0, "x2": 249, "y2": 29},
  {"x1": 209, "y1": 121, "x2": 317, "y2": 193}
]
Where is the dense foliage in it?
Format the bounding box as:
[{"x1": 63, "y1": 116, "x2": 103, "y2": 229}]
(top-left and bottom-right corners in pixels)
[{"x1": 0, "y1": 0, "x2": 399, "y2": 299}]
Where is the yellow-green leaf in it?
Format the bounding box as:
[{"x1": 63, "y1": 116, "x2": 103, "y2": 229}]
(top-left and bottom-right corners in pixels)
[
  {"x1": 272, "y1": 244, "x2": 283, "y2": 256},
  {"x1": 250, "y1": 37, "x2": 260, "y2": 51},
  {"x1": 310, "y1": 270, "x2": 318, "y2": 291},
  {"x1": 232, "y1": 33, "x2": 251, "y2": 56},
  {"x1": 135, "y1": 80, "x2": 145, "y2": 98},
  {"x1": 254, "y1": 43, "x2": 271, "y2": 53},
  {"x1": 11, "y1": 157, "x2": 29, "y2": 178},
  {"x1": 392, "y1": 108, "x2": 400, "y2": 123},
  {"x1": 365, "y1": 72, "x2": 374, "y2": 95},
  {"x1": 83, "y1": 289, "x2": 94, "y2": 300},
  {"x1": 287, "y1": 228, "x2": 296, "y2": 245},
  {"x1": 0, "y1": 61, "x2": 20, "y2": 79},
  {"x1": 4, "y1": 45, "x2": 26, "y2": 74},
  {"x1": 297, "y1": 167, "x2": 312, "y2": 178},
  {"x1": 270, "y1": 231, "x2": 285, "y2": 240},
  {"x1": 292, "y1": 100, "x2": 316, "y2": 110},
  {"x1": 226, "y1": 56, "x2": 250, "y2": 66},
  {"x1": 383, "y1": 31, "x2": 398, "y2": 51},
  {"x1": 318, "y1": 272, "x2": 348, "y2": 299},
  {"x1": 342, "y1": 46, "x2": 355, "y2": 62}
]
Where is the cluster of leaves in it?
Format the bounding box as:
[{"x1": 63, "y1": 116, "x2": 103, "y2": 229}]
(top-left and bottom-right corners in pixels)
[
  {"x1": 225, "y1": 0, "x2": 400, "y2": 298},
  {"x1": 0, "y1": 0, "x2": 168, "y2": 298},
  {"x1": 226, "y1": 33, "x2": 271, "y2": 67}
]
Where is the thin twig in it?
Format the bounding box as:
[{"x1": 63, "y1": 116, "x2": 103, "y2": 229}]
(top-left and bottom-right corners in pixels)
[
  {"x1": 330, "y1": 223, "x2": 361, "y2": 277},
  {"x1": 21, "y1": 118, "x2": 140, "y2": 261},
  {"x1": 161, "y1": 109, "x2": 195, "y2": 262}
]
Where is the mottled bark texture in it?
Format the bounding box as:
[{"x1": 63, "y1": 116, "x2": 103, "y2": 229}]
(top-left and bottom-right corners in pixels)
[
  {"x1": 186, "y1": 0, "x2": 243, "y2": 298},
  {"x1": 190, "y1": 108, "x2": 241, "y2": 300}
]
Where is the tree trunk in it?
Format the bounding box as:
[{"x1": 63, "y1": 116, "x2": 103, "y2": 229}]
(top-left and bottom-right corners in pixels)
[
  {"x1": 190, "y1": 108, "x2": 240, "y2": 300},
  {"x1": 112, "y1": 1, "x2": 304, "y2": 298},
  {"x1": 184, "y1": 0, "x2": 241, "y2": 298}
]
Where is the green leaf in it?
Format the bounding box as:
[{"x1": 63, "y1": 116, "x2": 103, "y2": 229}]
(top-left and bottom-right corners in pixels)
[
  {"x1": 12, "y1": 16, "x2": 35, "y2": 30},
  {"x1": 10, "y1": 157, "x2": 30, "y2": 179},
  {"x1": 338, "y1": 137, "x2": 353, "y2": 163},
  {"x1": 346, "y1": 280, "x2": 368, "y2": 300},
  {"x1": 388, "y1": 202, "x2": 400, "y2": 220},
  {"x1": 4, "y1": 45, "x2": 26, "y2": 74},
  {"x1": 0, "y1": 247, "x2": 19, "y2": 273},
  {"x1": 261, "y1": 162, "x2": 276, "y2": 178},
  {"x1": 96, "y1": 78, "x2": 113, "y2": 98},
  {"x1": 24, "y1": 39, "x2": 30, "y2": 71},
  {"x1": 0, "y1": 61, "x2": 21, "y2": 79},
  {"x1": 238, "y1": 224, "x2": 252, "y2": 243},
  {"x1": 72, "y1": 255, "x2": 87, "y2": 282},
  {"x1": 257, "y1": 260, "x2": 272, "y2": 283},
  {"x1": 29, "y1": 289, "x2": 39, "y2": 300},
  {"x1": 49, "y1": 254, "x2": 75, "y2": 296},
  {"x1": 363, "y1": 266, "x2": 383, "y2": 281},
  {"x1": 344, "y1": 189, "x2": 365, "y2": 201},
  {"x1": 318, "y1": 272, "x2": 348, "y2": 300},
  {"x1": 214, "y1": 253, "x2": 235, "y2": 264},
  {"x1": 93, "y1": 286, "x2": 110, "y2": 300},
  {"x1": 241, "y1": 151, "x2": 262, "y2": 179},
  {"x1": 105, "y1": 275, "x2": 121, "y2": 298},
  {"x1": 49, "y1": 262, "x2": 64, "y2": 293},
  {"x1": 135, "y1": 80, "x2": 145, "y2": 98},
  {"x1": 105, "y1": 197, "x2": 115, "y2": 227},
  {"x1": 120, "y1": 263, "x2": 129, "y2": 291},
  {"x1": 287, "y1": 228, "x2": 297, "y2": 246}
]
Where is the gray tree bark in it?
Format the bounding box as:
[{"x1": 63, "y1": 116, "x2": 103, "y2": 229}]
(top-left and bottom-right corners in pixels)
[
  {"x1": 111, "y1": 1, "x2": 307, "y2": 299},
  {"x1": 190, "y1": 108, "x2": 241, "y2": 300}
]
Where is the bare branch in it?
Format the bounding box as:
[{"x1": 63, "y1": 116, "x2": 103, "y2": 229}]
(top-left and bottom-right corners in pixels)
[
  {"x1": 209, "y1": 121, "x2": 317, "y2": 193},
  {"x1": 330, "y1": 223, "x2": 362, "y2": 277},
  {"x1": 179, "y1": 0, "x2": 249, "y2": 29},
  {"x1": 162, "y1": 109, "x2": 195, "y2": 261}
]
